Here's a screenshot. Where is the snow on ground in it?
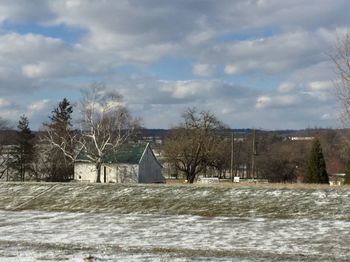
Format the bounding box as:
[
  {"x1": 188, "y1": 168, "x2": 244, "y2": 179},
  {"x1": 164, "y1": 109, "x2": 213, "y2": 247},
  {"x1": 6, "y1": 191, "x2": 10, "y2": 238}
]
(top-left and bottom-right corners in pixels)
[
  {"x1": 0, "y1": 183, "x2": 350, "y2": 261},
  {"x1": 0, "y1": 211, "x2": 350, "y2": 261}
]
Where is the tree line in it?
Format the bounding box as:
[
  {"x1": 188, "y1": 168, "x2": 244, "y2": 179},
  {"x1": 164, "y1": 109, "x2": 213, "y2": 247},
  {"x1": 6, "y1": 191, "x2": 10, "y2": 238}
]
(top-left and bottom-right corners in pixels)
[
  {"x1": 0, "y1": 95, "x2": 349, "y2": 184},
  {"x1": 0, "y1": 99, "x2": 75, "y2": 182},
  {"x1": 1, "y1": 93, "x2": 350, "y2": 184},
  {"x1": 162, "y1": 108, "x2": 345, "y2": 184}
]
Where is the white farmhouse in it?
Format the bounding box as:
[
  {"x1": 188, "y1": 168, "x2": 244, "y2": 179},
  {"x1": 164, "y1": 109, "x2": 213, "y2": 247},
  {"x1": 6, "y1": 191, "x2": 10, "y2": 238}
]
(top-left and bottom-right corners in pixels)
[{"x1": 74, "y1": 143, "x2": 164, "y2": 183}]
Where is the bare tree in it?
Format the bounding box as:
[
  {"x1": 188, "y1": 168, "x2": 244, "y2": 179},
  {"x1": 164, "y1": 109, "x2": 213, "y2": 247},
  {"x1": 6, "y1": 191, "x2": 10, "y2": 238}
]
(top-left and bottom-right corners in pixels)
[
  {"x1": 79, "y1": 83, "x2": 140, "y2": 182},
  {"x1": 163, "y1": 108, "x2": 227, "y2": 183},
  {"x1": 206, "y1": 136, "x2": 231, "y2": 179},
  {"x1": 0, "y1": 118, "x2": 12, "y2": 180},
  {"x1": 331, "y1": 31, "x2": 350, "y2": 125},
  {"x1": 45, "y1": 83, "x2": 141, "y2": 182}
]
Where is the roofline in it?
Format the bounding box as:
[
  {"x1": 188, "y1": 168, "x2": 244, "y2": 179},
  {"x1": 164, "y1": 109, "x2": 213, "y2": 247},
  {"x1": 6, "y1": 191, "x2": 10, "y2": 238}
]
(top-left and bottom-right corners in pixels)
[
  {"x1": 138, "y1": 143, "x2": 148, "y2": 164},
  {"x1": 139, "y1": 143, "x2": 163, "y2": 168},
  {"x1": 75, "y1": 143, "x2": 162, "y2": 166},
  {"x1": 75, "y1": 159, "x2": 94, "y2": 164}
]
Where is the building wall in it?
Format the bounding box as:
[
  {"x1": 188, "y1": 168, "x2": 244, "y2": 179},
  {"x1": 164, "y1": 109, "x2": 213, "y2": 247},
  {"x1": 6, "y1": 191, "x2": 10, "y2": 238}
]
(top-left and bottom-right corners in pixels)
[
  {"x1": 100, "y1": 163, "x2": 138, "y2": 184},
  {"x1": 138, "y1": 146, "x2": 164, "y2": 183},
  {"x1": 74, "y1": 162, "x2": 139, "y2": 183},
  {"x1": 74, "y1": 162, "x2": 97, "y2": 182}
]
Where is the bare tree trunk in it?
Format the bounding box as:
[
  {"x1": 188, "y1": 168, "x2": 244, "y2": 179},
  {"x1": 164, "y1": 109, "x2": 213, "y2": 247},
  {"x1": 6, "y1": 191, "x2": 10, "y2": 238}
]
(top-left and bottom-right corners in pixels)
[
  {"x1": 96, "y1": 161, "x2": 102, "y2": 183},
  {"x1": 188, "y1": 172, "x2": 196, "y2": 183}
]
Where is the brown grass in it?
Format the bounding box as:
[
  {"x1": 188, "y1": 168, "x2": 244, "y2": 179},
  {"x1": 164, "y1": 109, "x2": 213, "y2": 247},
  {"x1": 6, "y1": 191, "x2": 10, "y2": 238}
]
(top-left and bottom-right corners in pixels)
[{"x1": 165, "y1": 179, "x2": 350, "y2": 190}]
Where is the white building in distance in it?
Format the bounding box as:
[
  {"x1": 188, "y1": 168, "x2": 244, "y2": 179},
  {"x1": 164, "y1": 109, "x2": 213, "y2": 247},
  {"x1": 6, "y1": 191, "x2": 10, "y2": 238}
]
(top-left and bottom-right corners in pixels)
[{"x1": 74, "y1": 143, "x2": 164, "y2": 184}]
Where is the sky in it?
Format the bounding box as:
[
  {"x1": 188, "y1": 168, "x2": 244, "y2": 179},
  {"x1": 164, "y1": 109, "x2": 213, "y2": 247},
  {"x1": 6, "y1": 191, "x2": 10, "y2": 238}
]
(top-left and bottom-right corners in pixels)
[{"x1": 0, "y1": 0, "x2": 349, "y2": 130}]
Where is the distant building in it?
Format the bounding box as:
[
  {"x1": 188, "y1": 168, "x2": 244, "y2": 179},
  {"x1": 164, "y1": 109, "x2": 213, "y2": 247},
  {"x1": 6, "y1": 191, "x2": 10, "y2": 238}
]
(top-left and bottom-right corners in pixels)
[
  {"x1": 74, "y1": 143, "x2": 165, "y2": 183},
  {"x1": 288, "y1": 136, "x2": 314, "y2": 141},
  {"x1": 329, "y1": 173, "x2": 345, "y2": 186}
]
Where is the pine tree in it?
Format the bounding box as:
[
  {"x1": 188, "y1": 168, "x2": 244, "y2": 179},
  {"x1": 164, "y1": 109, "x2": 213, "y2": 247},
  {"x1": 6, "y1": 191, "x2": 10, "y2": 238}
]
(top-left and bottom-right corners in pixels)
[
  {"x1": 344, "y1": 155, "x2": 350, "y2": 184},
  {"x1": 12, "y1": 115, "x2": 35, "y2": 181},
  {"x1": 45, "y1": 98, "x2": 74, "y2": 181},
  {"x1": 305, "y1": 138, "x2": 329, "y2": 184},
  {"x1": 49, "y1": 98, "x2": 73, "y2": 129}
]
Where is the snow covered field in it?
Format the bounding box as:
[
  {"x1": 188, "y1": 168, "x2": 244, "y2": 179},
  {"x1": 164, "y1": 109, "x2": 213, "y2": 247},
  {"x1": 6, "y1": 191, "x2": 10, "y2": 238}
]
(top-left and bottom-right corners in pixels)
[{"x1": 0, "y1": 183, "x2": 350, "y2": 261}]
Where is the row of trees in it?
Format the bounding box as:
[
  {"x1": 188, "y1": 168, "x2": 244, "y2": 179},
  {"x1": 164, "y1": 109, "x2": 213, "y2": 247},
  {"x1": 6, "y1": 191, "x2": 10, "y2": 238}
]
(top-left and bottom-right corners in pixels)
[
  {"x1": 0, "y1": 106, "x2": 338, "y2": 184},
  {"x1": 0, "y1": 89, "x2": 346, "y2": 184},
  {"x1": 0, "y1": 101, "x2": 74, "y2": 182},
  {"x1": 0, "y1": 98, "x2": 346, "y2": 184},
  {"x1": 162, "y1": 108, "x2": 335, "y2": 184}
]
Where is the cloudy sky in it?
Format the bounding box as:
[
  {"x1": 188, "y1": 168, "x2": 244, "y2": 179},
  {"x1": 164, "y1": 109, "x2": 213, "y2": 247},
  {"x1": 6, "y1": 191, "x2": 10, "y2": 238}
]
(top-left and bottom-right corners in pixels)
[{"x1": 0, "y1": 0, "x2": 349, "y2": 130}]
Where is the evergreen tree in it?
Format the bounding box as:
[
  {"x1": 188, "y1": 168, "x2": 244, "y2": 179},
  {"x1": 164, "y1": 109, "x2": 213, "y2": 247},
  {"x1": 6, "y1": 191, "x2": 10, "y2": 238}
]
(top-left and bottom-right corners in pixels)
[
  {"x1": 49, "y1": 98, "x2": 73, "y2": 129},
  {"x1": 344, "y1": 155, "x2": 350, "y2": 184},
  {"x1": 12, "y1": 115, "x2": 35, "y2": 181},
  {"x1": 45, "y1": 98, "x2": 74, "y2": 181},
  {"x1": 305, "y1": 138, "x2": 329, "y2": 184}
]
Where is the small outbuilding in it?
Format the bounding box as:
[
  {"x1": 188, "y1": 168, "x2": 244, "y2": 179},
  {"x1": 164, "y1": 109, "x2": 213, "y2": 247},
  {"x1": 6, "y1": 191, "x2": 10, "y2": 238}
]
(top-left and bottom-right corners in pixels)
[
  {"x1": 329, "y1": 173, "x2": 345, "y2": 186},
  {"x1": 74, "y1": 143, "x2": 165, "y2": 183}
]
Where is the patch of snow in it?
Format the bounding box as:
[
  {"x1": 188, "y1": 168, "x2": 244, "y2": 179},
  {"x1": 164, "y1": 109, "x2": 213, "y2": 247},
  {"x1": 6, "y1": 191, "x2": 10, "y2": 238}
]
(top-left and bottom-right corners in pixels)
[{"x1": 0, "y1": 211, "x2": 350, "y2": 260}]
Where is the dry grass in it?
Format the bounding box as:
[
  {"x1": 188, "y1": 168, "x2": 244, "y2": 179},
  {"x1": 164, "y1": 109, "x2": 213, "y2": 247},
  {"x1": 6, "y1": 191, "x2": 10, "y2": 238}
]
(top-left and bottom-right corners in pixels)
[{"x1": 165, "y1": 179, "x2": 350, "y2": 190}]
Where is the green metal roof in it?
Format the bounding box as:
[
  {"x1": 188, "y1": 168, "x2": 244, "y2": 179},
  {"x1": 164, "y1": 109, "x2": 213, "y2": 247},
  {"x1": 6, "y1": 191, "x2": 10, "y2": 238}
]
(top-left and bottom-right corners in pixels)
[
  {"x1": 76, "y1": 143, "x2": 147, "y2": 164},
  {"x1": 103, "y1": 143, "x2": 147, "y2": 164}
]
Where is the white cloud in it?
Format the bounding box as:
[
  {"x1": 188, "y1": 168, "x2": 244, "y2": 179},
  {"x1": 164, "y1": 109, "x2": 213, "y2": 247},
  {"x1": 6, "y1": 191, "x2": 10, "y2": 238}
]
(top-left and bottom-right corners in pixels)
[
  {"x1": 256, "y1": 96, "x2": 272, "y2": 109},
  {"x1": 206, "y1": 30, "x2": 338, "y2": 75},
  {"x1": 224, "y1": 64, "x2": 240, "y2": 75},
  {"x1": 192, "y1": 64, "x2": 216, "y2": 77},
  {"x1": 302, "y1": 91, "x2": 330, "y2": 101},
  {"x1": 0, "y1": 109, "x2": 20, "y2": 120},
  {"x1": 278, "y1": 82, "x2": 295, "y2": 93},
  {"x1": 0, "y1": 33, "x2": 79, "y2": 80},
  {"x1": 308, "y1": 81, "x2": 333, "y2": 91},
  {"x1": 221, "y1": 107, "x2": 234, "y2": 115},
  {"x1": 321, "y1": 113, "x2": 331, "y2": 120},
  {"x1": 160, "y1": 80, "x2": 215, "y2": 99},
  {"x1": 0, "y1": 32, "x2": 127, "y2": 96},
  {"x1": 0, "y1": 98, "x2": 10, "y2": 108},
  {"x1": 255, "y1": 95, "x2": 299, "y2": 109},
  {"x1": 22, "y1": 63, "x2": 46, "y2": 78},
  {"x1": 0, "y1": 0, "x2": 53, "y2": 24},
  {"x1": 28, "y1": 99, "x2": 51, "y2": 112}
]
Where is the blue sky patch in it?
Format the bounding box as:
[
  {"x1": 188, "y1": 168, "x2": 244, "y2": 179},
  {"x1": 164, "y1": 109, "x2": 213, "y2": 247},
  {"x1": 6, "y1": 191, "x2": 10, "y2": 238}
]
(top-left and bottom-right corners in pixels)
[{"x1": 2, "y1": 21, "x2": 86, "y2": 43}]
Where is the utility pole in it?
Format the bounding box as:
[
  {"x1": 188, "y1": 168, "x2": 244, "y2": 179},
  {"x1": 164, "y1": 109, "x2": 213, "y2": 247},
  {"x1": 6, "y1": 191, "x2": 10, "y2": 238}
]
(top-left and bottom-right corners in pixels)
[
  {"x1": 230, "y1": 132, "x2": 234, "y2": 182},
  {"x1": 251, "y1": 129, "x2": 256, "y2": 179}
]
